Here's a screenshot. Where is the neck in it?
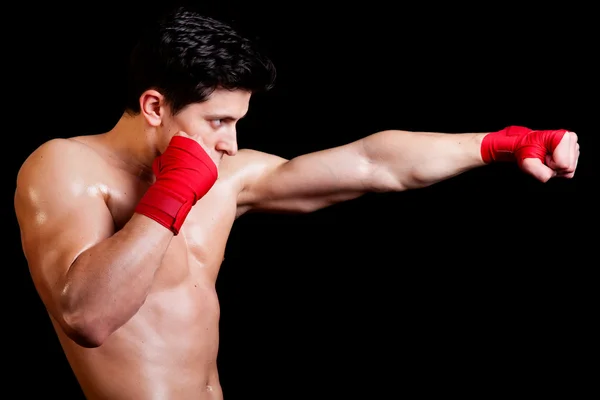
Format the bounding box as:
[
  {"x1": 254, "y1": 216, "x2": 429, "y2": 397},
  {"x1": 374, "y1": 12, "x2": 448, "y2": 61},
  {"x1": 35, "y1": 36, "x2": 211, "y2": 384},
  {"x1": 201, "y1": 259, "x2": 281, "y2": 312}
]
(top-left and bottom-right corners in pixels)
[{"x1": 103, "y1": 113, "x2": 160, "y2": 181}]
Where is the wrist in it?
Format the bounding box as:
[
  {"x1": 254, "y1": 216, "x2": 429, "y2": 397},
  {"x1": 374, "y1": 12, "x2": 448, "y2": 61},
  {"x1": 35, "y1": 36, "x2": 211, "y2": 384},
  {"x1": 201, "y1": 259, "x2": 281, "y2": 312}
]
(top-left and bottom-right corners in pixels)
[
  {"x1": 473, "y1": 133, "x2": 489, "y2": 165},
  {"x1": 480, "y1": 126, "x2": 522, "y2": 164}
]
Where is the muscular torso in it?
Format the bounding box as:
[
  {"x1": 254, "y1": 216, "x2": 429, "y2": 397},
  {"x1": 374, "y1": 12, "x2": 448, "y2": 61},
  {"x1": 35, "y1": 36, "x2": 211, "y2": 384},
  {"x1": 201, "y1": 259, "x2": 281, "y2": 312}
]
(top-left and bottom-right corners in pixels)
[{"x1": 52, "y1": 136, "x2": 246, "y2": 400}]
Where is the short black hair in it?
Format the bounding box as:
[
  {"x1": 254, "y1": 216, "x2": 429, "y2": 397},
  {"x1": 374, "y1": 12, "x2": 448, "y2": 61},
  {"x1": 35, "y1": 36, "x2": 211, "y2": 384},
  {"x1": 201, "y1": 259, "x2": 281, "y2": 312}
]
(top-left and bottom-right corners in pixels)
[{"x1": 124, "y1": 7, "x2": 276, "y2": 115}]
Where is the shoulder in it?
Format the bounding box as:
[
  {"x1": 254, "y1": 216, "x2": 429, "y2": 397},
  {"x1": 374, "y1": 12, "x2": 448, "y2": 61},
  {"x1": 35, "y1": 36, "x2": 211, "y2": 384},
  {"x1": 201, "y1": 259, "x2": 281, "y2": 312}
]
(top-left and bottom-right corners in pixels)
[
  {"x1": 18, "y1": 137, "x2": 100, "y2": 174},
  {"x1": 16, "y1": 137, "x2": 105, "y2": 201},
  {"x1": 219, "y1": 148, "x2": 288, "y2": 191}
]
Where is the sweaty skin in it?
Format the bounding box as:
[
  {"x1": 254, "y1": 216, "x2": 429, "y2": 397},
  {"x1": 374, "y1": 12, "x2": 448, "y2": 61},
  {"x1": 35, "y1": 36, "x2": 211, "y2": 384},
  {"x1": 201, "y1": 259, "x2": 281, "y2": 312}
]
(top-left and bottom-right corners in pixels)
[
  {"x1": 14, "y1": 90, "x2": 579, "y2": 400},
  {"x1": 19, "y1": 136, "x2": 243, "y2": 399},
  {"x1": 13, "y1": 137, "x2": 473, "y2": 400}
]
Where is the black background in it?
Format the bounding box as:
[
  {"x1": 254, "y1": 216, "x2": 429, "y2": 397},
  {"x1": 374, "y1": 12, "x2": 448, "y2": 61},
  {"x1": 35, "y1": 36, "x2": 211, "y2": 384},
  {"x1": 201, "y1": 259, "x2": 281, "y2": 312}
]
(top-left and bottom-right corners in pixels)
[{"x1": 5, "y1": 1, "x2": 596, "y2": 398}]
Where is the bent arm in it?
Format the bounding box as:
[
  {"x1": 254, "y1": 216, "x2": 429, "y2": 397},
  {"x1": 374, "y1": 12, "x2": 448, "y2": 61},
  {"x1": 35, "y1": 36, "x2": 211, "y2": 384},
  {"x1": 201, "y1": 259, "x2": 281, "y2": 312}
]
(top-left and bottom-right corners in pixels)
[
  {"x1": 238, "y1": 129, "x2": 487, "y2": 213},
  {"x1": 15, "y1": 140, "x2": 173, "y2": 347},
  {"x1": 58, "y1": 215, "x2": 172, "y2": 347}
]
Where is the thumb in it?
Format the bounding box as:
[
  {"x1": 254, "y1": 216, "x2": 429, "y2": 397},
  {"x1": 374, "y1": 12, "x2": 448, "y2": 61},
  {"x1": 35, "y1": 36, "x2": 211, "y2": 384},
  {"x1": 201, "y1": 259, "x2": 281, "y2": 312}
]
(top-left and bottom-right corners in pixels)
[{"x1": 520, "y1": 158, "x2": 556, "y2": 183}]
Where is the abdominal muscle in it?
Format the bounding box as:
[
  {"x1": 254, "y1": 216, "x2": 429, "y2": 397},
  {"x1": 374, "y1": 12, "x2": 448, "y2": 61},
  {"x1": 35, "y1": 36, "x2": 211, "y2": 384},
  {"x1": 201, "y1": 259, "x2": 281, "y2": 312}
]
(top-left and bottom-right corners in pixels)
[{"x1": 53, "y1": 259, "x2": 224, "y2": 400}]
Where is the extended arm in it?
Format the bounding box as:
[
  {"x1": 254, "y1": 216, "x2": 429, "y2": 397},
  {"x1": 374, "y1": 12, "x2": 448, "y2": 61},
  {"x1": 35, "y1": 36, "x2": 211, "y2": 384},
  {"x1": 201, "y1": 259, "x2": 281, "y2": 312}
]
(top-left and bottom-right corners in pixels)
[{"x1": 238, "y1": 127, "x2": 578, "y2": 214}]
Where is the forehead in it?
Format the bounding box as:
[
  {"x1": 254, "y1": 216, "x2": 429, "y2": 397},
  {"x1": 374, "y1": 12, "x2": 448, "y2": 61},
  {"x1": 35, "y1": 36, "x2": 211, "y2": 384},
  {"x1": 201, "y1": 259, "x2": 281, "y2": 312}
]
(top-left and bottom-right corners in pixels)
[{"x1": 190, "y1": 88, "x2": 251, "y2": 118}]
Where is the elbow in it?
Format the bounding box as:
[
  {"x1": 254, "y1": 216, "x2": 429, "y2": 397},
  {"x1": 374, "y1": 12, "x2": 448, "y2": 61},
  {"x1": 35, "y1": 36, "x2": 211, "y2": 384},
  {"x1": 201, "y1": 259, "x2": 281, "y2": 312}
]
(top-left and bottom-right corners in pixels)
[
  {"x1": 403, "y1": 173, "x2": 430, "y2": 190},
  {"x1": 368, "y1": 167, "x2": 408, "y2": 193},
  {"x1": 362, "y1": 157, "x2": 407, "y2": 193},
  {"x1": 58, "y1": 291, "x2": 110, "y2": 348},
  {"x1": 60, "y1": 309, "x2": 109, "y2": 348},
  {"x1": 373, "y1": 164, "x2": 429, "y2": 191}
]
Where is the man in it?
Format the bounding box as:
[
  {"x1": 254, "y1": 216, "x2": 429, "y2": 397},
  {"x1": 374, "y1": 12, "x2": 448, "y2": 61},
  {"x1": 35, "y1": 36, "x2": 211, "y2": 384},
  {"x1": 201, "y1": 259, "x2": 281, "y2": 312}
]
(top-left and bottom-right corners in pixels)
[{"x1": 14, "y1": 7, "x2": 579, "y2": 400}]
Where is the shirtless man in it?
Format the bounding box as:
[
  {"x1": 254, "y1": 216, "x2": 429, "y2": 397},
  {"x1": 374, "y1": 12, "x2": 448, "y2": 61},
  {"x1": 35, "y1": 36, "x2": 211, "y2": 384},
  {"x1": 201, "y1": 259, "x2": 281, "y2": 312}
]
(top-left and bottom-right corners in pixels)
[{"x1": 14, "y1": 7, "x2": 579, "y2": 400}]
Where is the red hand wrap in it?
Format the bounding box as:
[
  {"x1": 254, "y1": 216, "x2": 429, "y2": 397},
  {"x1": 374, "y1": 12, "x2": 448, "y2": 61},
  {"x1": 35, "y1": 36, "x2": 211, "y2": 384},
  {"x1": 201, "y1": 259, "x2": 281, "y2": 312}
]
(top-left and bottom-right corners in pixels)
[
  {"x1": 135, "y1": 136, "x2": 218, "y2": 235},
  {"x1": 481, "y1": 126, "x2": 568, "y2": 166}
]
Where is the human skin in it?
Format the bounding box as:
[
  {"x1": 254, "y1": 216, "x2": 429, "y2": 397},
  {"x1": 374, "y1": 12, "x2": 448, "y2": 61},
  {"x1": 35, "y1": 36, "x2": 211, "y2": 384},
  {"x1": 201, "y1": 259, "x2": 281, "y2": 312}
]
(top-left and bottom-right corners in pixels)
[{"x1": 14, "y1": 88, "x2": 578, "y2": 399}]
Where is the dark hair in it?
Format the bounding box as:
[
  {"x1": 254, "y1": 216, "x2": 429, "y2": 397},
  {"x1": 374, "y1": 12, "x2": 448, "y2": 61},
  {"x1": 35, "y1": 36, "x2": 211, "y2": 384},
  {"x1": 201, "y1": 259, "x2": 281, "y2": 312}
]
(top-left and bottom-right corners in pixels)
[{"x1": 124, "y1": 7, "x2": 276, "y2": 115}]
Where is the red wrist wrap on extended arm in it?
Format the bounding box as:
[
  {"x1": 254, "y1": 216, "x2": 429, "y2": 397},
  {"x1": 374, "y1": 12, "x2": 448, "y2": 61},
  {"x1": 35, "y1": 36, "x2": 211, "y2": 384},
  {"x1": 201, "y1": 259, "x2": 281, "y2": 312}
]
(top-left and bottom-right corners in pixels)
[
  {"x1": 480, "y1": 126, "x2": 567, "y2": 166},
  {"x1": 135, "y1": 136, "x2": 218, "y2": 235}
]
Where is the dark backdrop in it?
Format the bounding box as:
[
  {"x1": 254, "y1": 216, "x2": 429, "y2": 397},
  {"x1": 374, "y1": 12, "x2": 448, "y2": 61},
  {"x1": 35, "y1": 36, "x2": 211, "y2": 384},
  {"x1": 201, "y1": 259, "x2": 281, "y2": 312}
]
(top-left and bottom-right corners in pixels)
[{"x1": 5, "y1": 2, "x2": 595, "y2": 398}]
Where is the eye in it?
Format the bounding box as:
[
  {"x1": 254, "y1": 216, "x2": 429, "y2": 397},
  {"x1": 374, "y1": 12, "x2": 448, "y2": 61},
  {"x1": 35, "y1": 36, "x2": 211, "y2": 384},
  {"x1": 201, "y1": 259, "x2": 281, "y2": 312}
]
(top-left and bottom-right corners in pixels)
[{"x1": 211, "y1": 119, "x2": 223, "y2": 128}]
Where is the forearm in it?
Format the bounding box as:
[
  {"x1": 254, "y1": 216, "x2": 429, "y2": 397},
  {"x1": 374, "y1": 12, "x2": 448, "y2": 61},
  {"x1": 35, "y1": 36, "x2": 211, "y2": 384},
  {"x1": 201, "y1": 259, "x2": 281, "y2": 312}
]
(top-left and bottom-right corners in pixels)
[
  {"x1": 362, "y1": 130, "x2": 487, "y2": 190},
  {"x1": 60, "y1": 213, "x2": 173, "y2": 347}
]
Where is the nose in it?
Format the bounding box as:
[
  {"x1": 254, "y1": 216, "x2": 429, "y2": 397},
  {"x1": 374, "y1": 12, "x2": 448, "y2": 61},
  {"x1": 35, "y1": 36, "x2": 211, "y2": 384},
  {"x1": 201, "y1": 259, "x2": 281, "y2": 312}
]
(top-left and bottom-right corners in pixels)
[{"x1": 215, "y1": 131, "x2": 238, "y2": 157}]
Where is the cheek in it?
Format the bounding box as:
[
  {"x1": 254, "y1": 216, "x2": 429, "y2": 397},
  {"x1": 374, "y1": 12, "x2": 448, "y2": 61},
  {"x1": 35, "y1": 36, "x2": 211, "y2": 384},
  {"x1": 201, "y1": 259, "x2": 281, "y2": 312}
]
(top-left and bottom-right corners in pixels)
[{"x1": 172, "y1": 116, "x2": 207, "y2": 136}]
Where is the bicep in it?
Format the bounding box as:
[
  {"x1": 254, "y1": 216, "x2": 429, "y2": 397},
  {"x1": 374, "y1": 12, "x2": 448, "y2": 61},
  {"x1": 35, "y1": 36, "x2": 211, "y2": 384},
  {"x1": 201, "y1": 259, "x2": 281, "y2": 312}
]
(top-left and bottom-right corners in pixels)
[
  {"x1": 15, "y1": 142, "x2": 115, "y2": 319},
  {"x1": 237, "y1": 142, "x2": 377, "y2": 214}
]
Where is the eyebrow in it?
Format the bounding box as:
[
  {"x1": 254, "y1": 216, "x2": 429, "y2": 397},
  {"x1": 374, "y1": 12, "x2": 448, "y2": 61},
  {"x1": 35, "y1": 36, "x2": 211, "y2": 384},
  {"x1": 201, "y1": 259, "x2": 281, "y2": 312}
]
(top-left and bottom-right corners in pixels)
[{"x1": 206, "y1": 113, "x2": 246, "y2": 121}]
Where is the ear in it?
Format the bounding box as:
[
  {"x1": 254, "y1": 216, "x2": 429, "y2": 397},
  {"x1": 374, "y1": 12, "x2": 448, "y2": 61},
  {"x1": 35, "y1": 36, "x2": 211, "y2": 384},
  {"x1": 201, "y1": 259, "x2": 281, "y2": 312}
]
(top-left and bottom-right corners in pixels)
[{"x1": 139, "y1": 89, "x2": 167, "y2": 127}]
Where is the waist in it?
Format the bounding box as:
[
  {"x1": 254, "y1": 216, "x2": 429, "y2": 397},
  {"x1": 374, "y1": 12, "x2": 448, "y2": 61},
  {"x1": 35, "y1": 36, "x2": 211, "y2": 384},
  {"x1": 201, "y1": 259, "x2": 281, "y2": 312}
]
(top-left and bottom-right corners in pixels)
[
  {"x1": 57, "y1": 318, "x2": 221, "y2": 400},
  {"x1": 55, "y1": 285, "x2": 222, "y2": 399},
  {"x1": 74, "y1": 357, "x2": 221, "y2": 400}
]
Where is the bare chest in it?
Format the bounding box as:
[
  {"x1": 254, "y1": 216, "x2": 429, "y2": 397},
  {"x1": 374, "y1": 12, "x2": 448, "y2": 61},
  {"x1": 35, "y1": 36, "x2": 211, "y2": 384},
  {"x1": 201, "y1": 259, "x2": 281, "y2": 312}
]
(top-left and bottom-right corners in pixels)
[
  {"x1": 171, "y1": 183, "x2": 239, "y2": 282},
  {"x1": 107, "y1": 175, "x2": 239, "y2": 286}
]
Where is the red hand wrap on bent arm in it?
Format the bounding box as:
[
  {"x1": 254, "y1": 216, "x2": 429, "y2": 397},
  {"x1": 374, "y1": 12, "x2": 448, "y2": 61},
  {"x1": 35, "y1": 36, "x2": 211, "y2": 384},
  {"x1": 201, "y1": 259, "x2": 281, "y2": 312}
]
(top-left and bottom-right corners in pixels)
[
  {"x1": 135, "y1": 136, "x2": 218, "y2": 235},
  {"x1": 481, "y1": 126, "x2": 567, "y2": 166}
]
